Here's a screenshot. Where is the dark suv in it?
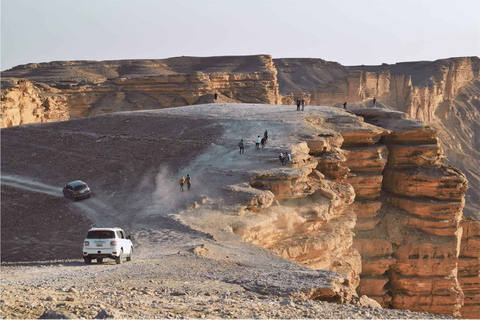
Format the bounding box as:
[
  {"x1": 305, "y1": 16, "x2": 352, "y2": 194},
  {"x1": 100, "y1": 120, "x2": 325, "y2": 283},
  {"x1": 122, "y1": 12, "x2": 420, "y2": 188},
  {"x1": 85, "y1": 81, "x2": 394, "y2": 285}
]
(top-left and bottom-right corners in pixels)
[{"x1": 63, "y1": 180, "x2": 91, "y2": 201}]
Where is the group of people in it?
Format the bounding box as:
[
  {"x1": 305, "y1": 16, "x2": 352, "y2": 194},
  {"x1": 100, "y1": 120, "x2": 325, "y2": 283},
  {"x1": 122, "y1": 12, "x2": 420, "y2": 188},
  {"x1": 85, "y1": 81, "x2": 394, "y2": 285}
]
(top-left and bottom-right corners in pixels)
[
  {"x1": 279, "y1": 152, "x2": 291, "y2": 165},
  {"x1": 179, "y1": 174, "x2": 192, "y2": 192},
  {"x1": 240, "y1": 130, "x2": 268, "y2": 154},
  {"x1": 296, "y1": 99, "x2": 306, "y2": 111},
  {"x1": 179, "y1": 97, "x2": 381, "y2": 192}
]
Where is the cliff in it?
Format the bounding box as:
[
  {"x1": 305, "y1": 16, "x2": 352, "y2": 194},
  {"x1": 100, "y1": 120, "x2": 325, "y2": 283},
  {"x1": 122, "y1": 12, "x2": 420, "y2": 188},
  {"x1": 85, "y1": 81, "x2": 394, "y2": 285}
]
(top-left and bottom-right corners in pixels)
[
  {"x1": 2, "y1": 101, "x2": 478, "y2": 317},
  {"x1": 191, "y1": 105, "x2": 476, "y2": 318},
  {"x1": 344, "y1": 109, "x2": 470, "y2": 317},
  {"x1": 2, "y1": 55, "x2": 479, "y2": 316},
  {"x1": 1, "y1": 55, "x2": 280, "y2": 118},
  {"x1": 1, "y1": 79, "x2": 69, "y2": 128},
  {"x1": 275, "y1": 56, "x2": 480, "y2": 220}
]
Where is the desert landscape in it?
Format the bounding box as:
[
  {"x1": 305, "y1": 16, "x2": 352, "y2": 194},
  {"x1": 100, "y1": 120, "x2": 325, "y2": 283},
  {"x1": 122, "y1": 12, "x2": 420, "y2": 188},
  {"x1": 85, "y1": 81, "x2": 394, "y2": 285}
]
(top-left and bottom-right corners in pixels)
[{"x1": 1, "y1": 83, "x2": 479, "y2": 319}]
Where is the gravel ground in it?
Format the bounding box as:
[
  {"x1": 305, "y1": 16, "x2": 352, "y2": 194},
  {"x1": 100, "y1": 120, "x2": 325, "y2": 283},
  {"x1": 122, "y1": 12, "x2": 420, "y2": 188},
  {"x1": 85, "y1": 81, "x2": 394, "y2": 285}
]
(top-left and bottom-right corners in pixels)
[{"x1": 1, "y1": 242, "x2": 452, "y2": 319}]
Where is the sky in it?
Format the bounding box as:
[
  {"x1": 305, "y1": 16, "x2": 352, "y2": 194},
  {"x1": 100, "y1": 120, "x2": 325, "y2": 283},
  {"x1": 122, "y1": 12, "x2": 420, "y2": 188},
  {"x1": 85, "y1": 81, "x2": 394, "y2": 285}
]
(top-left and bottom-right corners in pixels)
[{"x1": 1, "y1": 0, "x2": 479, "y2": 71}]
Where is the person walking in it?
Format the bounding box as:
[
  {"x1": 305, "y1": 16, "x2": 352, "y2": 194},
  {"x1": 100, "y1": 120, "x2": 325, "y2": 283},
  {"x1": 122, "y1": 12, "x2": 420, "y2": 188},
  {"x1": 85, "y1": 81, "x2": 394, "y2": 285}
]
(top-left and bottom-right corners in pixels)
[
  {"x1": 264, "y1": 129, "x2": 268, "y2": 142},
  {"x1": 343, "y1": 101, "x2": 347, "y2": 110},
  {"x1": 261, "y1": 137, "x2": 266, "y2": 149},
  {"x1": 255, "y1": 136, "x2": 261, "y2": 150},
  {"x1": 296, "y1": 99, "x2": 301, "y2": 111},
  {"x1": 179, "y1": 176, "x2": 185, "y2": 192},
  {"x1": 239, "y1": 139, "x2": 245, "y2": 154},
  {"x1": 279, "y1": 152, "x2": 284, "y2": 164},
  {"x1": 186, "y1": 174, "x2": 192, "y2": 191},
  {"x1": 301, "y1": 99, "x2": 305, "y2": 111},
  {"x1": 373, "y1": 97, "x2": 376, "y2": 107}
]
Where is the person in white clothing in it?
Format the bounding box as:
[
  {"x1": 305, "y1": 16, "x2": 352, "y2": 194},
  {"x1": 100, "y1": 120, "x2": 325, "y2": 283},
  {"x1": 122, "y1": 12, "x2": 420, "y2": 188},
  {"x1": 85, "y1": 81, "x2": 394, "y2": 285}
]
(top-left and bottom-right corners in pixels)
[{"x1": 255, "y1": 136, "x2": 261, "y2": 150}]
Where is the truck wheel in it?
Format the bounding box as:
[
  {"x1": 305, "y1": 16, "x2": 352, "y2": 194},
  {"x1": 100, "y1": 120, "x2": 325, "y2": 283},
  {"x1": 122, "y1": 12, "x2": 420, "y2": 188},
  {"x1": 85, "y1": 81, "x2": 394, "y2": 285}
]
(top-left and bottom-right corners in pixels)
[
  {"x1": 126, "y1": 248, "x2": 133, "y2": 261},
  {"x1": 97, "y1": 258, "x2": 103, "y2": 264},
  {"x1": 115, "y1": 249, "x2": 123, "y2": 264},
  {"x1": 84, "y1": 257, "x2": 92, "y2": 264}
]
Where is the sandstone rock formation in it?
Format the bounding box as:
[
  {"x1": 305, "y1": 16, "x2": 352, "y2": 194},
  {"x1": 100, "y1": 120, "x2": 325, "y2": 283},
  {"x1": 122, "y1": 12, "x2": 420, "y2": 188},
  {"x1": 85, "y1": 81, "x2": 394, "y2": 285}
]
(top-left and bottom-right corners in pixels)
[
  {"x1": 230, "y1": 107, "x2": 479, "y2": 318},
  {"x1": 280, "y1": 57, "x2": 480, "y2": 220},
  {"x1": 1, "y1": 79, "x2": 69, "y2": 127},
  {"x1": 2, "y1": 54, "x2": 479, "y2": 317},
  {"x1": 1, "y1": 55, "x2": 279, "y2": 118},
  {"x1": 345, "y1": 109, "x2": 476, "y2": 318},
  {"x1": 459, "y1": 217, "x2": 480, "y2": 319},
  {"x1": 3, "y1": 56, "x2": 477, "y2": 220}
]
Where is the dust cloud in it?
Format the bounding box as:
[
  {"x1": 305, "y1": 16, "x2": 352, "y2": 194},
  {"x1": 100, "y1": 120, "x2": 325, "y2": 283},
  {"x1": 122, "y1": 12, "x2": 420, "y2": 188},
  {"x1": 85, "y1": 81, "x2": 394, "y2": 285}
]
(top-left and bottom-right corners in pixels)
[{"x1": 0, "y1": 175, "x2": 63, "y2": 198}]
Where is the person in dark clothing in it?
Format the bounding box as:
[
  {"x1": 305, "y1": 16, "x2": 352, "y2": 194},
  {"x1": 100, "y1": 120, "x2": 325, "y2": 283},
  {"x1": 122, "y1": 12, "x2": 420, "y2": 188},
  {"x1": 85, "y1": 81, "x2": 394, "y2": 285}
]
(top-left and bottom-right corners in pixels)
[
  {"x1": 373, "y1": 97, "x2": 376, "y2": 107},
  {"x1": 343, "y1": 101, "x2": 347, "y2": 110},
  {"x1": 296, "y1": 99, "x2": 301, "y2": 111},
  {"x1": 261, "y1": 137, "x2": 266, "y2": 149},
  {"x1": 214, "y1": 93, "x2": 218, "y2": 100},
  {"x1": 282, "y1": 152, "x2": 291, "y2": 165},
  {"x1": 264, "y1": 130, "x2": 268, "y2": 142},
  {"x1": 279, "y1": 152, "x2": 284, "y2": 164},
  {"x1": 186, "y1": 174, "x2": 192, "y2": 191},
  {"x1": 301, "y1": 99, "x2": 305, "y2": 111},
  {"x1": 239, "y1": 139, "x2": 245, "y2": 154}
]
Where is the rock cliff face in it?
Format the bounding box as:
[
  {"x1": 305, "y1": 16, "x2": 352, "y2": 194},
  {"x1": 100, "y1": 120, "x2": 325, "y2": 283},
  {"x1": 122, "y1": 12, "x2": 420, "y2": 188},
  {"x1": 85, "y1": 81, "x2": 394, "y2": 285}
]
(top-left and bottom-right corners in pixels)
[
  {"x1": 232, "y1": 107, "x2": 479, "y2": 318},
  {"x1": 1, "y1": 79, "x2": 69, "y2": 128},
  {"x1": 276, "y1": 56, "x2": 480, "y2": 220},
  {"x1": 307, "y1": 57, "x2": 479, "y2": 122},
  {"x1": 459, "y1": 217, "x2": 480, "y2": 319},
  {"x1": 346, "y1": 109, "x2": 470, "y2": 317},
  {"x1": 1, "y1": 55, "x2": 279, "y2": 118}
]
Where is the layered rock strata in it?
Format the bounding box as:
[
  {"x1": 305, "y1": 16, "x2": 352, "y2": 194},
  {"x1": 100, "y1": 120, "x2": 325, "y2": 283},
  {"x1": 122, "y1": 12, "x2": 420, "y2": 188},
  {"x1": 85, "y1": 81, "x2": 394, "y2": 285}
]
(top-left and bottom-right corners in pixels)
[
  {"x1": 346, "y1": 109, "x2": 477, "y2": 318},
  {"x1": 1, "y1": 79, "x2": 69, "y2": 128},
  {"x1": 236, "y1": 137, "x2": 362, "y2": 292},
  {"x1": 1, "y1": 55, "x2": 280, "y2": 118},
  {"x1": 459, "y1": 217, "x2": 480, "y2": 319},
  {"x1": 309, "y1": 57, "x2": 479, "y2": 122},
  {"x1": 231, "y1": 107, "x2": 478, "y2": 317}
]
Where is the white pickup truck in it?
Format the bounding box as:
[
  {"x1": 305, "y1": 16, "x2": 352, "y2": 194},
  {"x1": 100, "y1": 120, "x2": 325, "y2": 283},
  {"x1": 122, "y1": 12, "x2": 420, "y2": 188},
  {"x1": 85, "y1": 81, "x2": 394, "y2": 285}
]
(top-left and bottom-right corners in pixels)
[{"x1": 83, "y1": 228, "x2": 133, "y2": 264}]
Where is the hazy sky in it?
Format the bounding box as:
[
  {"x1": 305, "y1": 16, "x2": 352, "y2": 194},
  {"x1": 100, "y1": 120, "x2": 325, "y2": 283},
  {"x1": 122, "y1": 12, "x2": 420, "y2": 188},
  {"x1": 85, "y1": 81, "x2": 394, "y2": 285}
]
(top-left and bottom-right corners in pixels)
[{"x1": 1, "y1": 0, "x2": 479, "y2": 71}]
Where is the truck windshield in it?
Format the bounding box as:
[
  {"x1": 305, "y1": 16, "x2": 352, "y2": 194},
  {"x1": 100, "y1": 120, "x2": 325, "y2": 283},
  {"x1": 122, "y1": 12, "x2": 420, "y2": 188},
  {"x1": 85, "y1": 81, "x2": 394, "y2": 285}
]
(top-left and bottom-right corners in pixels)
[{"x1": 87, "y1": 231, "x2": 115, "y2": 239}]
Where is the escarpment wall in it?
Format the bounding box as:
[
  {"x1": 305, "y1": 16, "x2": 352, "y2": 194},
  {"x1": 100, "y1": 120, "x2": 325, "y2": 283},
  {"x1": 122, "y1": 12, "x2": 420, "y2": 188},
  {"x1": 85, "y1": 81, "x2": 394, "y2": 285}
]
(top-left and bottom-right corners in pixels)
[
  {"x1": 345, "y1": 109, "x2": 479, "y2": 318},
  {"x1": 232, "y1": 107, "x2": 479, "y2": 317},
  {"x1": 1, "y1": 79, "x2": 69, "y2": 128},
  {"x1": 310, "y1": 57, "x2": 479, "y2": 121},
  {"x1": 1, "y1": 55, "x2": 280, "y2": 118},
  {"x1": 235, "y1": 137, "x2": 362, "y2": 297}
]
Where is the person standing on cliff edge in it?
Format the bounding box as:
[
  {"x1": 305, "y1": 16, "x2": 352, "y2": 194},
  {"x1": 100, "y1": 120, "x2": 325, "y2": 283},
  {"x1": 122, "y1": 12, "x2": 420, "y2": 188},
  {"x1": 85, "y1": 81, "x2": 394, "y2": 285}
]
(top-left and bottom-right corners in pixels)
[
  {"x1": 296, "y1": 99, "x2": 301, "y2": 111},
  {"x1": 343, "y1": 101, "x2": 347, "y2": 110},
  {"x1": 373, "y1": 97, "x2": 376, "y2": 107},
  {"x1": 238, "y1": 139, "x2": 245, "y2": 154}
]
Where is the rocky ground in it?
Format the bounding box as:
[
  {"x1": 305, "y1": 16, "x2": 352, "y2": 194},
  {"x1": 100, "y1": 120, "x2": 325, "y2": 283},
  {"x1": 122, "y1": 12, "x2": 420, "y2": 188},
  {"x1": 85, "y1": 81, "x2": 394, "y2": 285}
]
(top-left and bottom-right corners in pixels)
[
  {"x1": 1, "y1": 243, "x2": 452, "y2": 319},
  {"x1": 1, "y1": 104, "x2": 456, "y2": 319}
]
